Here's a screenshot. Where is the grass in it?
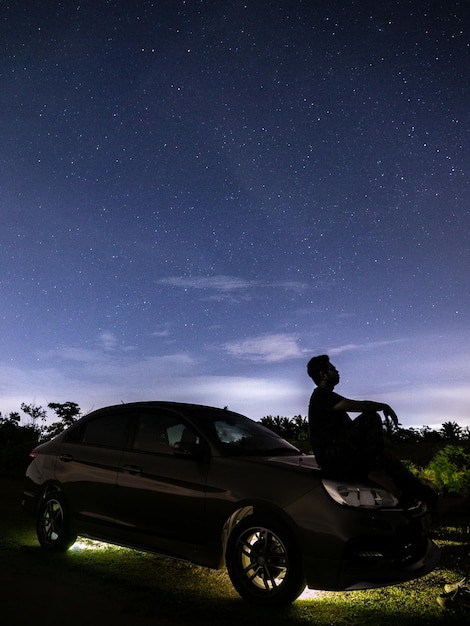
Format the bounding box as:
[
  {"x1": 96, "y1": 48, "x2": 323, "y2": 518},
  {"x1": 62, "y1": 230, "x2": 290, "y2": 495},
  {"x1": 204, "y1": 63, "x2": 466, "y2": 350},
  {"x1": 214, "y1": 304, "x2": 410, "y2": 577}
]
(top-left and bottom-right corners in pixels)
[{"x1": 2, "y1": 479, "x2": 470, "y2": 625}]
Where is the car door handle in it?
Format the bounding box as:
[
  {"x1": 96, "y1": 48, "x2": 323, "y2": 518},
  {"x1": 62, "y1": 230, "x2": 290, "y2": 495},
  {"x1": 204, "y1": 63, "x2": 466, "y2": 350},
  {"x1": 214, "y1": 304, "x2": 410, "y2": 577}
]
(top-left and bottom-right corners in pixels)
[
  {"x1": 59, "y1": 454, "x2": 74, "y2": 462},
  {"x1": 121, "y1": 464, "x2": 142, "y2": 476}
]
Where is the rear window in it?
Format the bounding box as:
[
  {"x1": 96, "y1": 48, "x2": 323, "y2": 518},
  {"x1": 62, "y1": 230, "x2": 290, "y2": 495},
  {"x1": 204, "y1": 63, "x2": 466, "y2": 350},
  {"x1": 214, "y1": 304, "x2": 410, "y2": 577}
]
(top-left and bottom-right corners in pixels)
[{"x1": 65, "y1": 413, "x2": 131, "y2": 449}]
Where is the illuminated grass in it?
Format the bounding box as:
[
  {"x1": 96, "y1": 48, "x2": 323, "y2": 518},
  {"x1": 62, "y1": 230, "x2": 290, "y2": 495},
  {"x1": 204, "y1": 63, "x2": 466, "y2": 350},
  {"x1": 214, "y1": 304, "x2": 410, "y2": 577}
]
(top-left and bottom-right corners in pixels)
[{"x1": 58, "y1": 528, "x2": 470, "y2": 624}]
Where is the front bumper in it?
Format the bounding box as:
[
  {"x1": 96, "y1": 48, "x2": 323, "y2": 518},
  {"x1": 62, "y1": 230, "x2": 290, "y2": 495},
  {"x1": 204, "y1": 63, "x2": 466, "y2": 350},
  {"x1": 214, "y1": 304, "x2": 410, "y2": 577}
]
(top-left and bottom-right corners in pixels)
[
  {"x1": 301, "y1": 499, "x2": 440, "y2": 591},
  {"x1": 341, "y1": 535, "x2": 440, "y2": 590}
]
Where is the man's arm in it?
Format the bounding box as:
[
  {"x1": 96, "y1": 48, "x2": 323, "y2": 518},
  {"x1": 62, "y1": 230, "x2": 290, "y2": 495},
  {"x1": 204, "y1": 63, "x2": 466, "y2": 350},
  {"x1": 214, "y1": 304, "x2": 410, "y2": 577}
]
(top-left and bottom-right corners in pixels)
[{"x1": 333, "y1": 398, "x2": 399, "y2": 427}]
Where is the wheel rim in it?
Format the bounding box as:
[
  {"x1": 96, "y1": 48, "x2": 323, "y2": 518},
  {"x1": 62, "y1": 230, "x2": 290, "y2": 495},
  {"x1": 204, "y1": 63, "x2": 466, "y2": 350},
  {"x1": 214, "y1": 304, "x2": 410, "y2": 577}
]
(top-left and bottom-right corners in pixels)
[
  {"x1": 235, "y1": 526, "x2": 289, "y2": 594},
  {"x1": 40, "y1": 498, "x2": 64, "y2": 546}
]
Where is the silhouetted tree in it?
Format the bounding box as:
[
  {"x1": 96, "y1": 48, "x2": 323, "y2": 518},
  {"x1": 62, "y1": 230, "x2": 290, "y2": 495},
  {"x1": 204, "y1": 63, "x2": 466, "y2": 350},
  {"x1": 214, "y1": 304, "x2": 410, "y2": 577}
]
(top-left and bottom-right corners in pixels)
[
  {"x1": 260, "y1": 416, "x2": 286, "y2": 437},
  {"x1": 462, "y1": 427, "x2": 470, "y2": 441},
  {"x1": 261, "y1": 414, "x2": 308, "y2": 441},
  {"x1": 291, "y1": 414, "x2": 309, "y2": 439},
  {"x1": 440, "y1": 421, "x2": 463, "y2": 441},
  {"x1": 388, "y1": 426, "x2": 422, "y2": 443},
  {"x1": 41, "y1": 402, "x2": 81, "y2": 440},
  {"x1": 20, "y1": 403, "x2": 47, "y2": 429}
]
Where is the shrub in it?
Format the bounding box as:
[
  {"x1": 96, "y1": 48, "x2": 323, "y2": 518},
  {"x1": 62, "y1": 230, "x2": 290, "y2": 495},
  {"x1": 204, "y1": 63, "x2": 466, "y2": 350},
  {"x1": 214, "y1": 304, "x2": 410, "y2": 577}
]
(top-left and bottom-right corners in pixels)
[{"x1": 423, "y1": 445, "x2": 470, "y2": 495}]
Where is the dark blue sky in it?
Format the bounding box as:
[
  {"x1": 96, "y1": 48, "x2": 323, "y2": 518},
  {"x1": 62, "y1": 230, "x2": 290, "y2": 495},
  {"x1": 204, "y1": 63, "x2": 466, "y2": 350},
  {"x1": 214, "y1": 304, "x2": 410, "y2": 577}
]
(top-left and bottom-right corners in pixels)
[{"x1": 2, "y1": 0, "x2": 469, "y2": 427}]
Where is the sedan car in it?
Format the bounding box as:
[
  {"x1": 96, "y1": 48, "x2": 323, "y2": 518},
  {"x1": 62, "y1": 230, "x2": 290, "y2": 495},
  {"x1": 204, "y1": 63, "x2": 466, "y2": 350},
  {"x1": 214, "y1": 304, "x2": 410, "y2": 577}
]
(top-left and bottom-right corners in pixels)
[{"x1": 23, "y1": 401, "x2": 440, "y2": 605}]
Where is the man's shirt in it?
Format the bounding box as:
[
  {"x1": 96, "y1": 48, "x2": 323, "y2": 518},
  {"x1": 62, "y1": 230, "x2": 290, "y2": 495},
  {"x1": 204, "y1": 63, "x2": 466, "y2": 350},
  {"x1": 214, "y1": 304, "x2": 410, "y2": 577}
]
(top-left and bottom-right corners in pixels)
[{"x1": 308, "y1": 386, "x2": 354, "y2": 470}]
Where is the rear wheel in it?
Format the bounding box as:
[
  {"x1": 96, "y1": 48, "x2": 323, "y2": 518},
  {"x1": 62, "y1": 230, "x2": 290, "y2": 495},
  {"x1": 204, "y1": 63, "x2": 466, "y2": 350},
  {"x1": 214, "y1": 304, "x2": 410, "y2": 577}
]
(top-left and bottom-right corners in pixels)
[
  {"x1": 226, "y1": 515, "x2": 305, "y2": 605},
  {"x1": 37, "y1": 492, "x2": 77, "y2": 551}
]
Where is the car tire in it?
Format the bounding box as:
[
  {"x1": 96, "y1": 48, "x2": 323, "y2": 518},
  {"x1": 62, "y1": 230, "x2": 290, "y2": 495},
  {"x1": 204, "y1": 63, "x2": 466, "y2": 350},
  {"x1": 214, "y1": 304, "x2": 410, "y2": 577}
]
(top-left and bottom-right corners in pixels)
[
  {"x1": 226, "y1": 515, "x2": 306, "y2": 605},
  {"x1": 36, "y1": 492, "x2": 77, "y2": 551}
]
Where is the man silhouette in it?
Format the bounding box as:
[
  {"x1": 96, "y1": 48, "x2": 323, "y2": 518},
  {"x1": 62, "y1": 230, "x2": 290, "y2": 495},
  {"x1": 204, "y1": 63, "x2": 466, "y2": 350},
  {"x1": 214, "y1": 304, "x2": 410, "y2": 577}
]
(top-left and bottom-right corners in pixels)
[{"x1": 307, "y1": 354, "x2": 438, "y2": 507}]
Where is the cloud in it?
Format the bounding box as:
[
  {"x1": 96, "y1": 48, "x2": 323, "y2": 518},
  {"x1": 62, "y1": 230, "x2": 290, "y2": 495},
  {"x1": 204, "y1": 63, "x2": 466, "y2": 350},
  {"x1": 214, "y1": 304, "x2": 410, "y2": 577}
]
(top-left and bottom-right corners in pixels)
[
  {"x1": 327, "y1": 339, "x2": 406, "y2": 356},
  {"x1": 158, "y1": 275, "x2": 306, "y2": 293},
  {"x1": 374, "y1": 383, "x2": 470, "y2": 430},
  {"x1": 158, "y1": 275, "x2": 251, "y2": 291},
  {"x1": 224, "y1": 333, "x2": 304, "y2": 362},
  {"x1": 151, "y1": 329, "x2": 171, "y2": 338},
  {"x1": 0, "y1": 350, "x2": 198, "y2": 418},
  {"x1": 3, "y1": 338, "x2": 470, "y2": 429},
  {"x1": 0, "y1": 349, "x2": 307, "y2": 423},
  {"x1": 54, "y1": 347, "x2": 106, "y2": 363},
  {"x1": 98, "y1": 331, "x2": 118, "y2": 351},
  {"x1": 84, "y1": 353, "x2": 197, "y2": 383},
  {"x1": 172, "y1": 375, "x2": 306, "y2": 418},
  {"x1": 156, "y1": 275, "x2": 308, "y2": 304}
]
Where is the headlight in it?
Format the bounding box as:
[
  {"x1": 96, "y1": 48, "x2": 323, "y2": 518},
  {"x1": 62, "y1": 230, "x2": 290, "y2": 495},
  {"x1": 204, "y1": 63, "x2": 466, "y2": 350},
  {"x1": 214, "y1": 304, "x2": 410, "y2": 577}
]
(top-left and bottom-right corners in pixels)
[{"x1": 322, "y1": 478, "x2": 399, "y2": 508}]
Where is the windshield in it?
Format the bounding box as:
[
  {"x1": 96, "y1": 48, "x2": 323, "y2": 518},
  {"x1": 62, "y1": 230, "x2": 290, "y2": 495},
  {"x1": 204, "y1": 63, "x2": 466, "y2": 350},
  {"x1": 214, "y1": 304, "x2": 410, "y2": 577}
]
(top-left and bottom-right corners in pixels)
[{"x1": 206, "y1": 412, "x2": 300, "y2": 456}]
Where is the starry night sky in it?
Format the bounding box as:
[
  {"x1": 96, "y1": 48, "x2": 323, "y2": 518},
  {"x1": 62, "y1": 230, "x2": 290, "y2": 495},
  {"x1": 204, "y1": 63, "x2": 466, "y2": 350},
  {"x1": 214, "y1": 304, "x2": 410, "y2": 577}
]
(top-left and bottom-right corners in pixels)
[{"x1": 1, "y1": 0, "x2": 469, "y2": 428}]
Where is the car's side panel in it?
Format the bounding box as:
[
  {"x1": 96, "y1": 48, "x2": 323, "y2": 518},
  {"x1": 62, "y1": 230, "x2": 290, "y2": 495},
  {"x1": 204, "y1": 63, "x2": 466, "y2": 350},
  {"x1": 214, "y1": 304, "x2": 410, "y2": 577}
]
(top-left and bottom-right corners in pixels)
[
  {"x1": 54, "y1": 441, "x2": 124, "y2": 526},
  {"x1": 115, "y1": 449, "x2": 208, "y2": 543},
  {"x1": 202, "y1": 457, "x2": 323, "y2": 537},
  {"x1": 50, "y1": 411, "x2": 135, "y2": 527}
]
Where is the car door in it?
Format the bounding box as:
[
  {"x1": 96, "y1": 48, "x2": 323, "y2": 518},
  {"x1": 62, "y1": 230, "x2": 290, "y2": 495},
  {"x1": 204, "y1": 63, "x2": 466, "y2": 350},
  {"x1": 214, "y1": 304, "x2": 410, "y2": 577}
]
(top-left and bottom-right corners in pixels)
[
  {"x1": 116, "y1": 409, "x2": 209, "y2": 545},
  {"x1": 55, "y1": 411, "x2": 132, "y2": 527}
]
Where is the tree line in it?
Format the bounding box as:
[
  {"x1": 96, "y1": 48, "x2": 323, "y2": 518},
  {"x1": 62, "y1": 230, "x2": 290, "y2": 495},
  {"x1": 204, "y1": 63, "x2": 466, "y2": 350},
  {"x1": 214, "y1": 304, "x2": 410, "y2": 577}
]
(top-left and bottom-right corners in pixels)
[{"x1": 260, "y1": 414, "x2": 470, "y2": 445}]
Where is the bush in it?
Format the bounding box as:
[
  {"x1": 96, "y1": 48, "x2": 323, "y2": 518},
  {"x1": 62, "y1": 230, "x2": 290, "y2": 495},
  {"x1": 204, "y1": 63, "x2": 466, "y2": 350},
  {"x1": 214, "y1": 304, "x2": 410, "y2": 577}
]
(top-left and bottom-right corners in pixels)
[
  {"x1": 422, "y1": 445, "x2": 470, "y2": 496},
  {"x1": 0, "y1": 419, "x2": 39, "y2": 478}
]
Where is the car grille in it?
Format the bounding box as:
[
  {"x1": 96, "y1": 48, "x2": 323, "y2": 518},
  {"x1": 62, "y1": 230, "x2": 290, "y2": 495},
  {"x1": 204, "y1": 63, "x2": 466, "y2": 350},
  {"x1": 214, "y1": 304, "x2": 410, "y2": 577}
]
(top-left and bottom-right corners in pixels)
[{"x1": 345, "y1": 532, "x2": 428, "y2": 572}]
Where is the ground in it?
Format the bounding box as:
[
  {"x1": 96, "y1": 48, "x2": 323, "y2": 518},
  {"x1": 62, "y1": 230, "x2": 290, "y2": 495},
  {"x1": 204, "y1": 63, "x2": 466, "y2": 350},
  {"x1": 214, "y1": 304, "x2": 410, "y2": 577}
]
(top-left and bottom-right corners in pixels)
[{"x1": 1, "y1": 480, "x2": 187, "y2": 625}]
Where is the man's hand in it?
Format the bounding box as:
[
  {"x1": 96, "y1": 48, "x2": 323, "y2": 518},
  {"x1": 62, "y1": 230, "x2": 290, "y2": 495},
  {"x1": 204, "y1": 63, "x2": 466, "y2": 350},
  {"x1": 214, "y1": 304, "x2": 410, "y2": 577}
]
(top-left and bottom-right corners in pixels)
[{"x1": 382, "y1": 404, "x2": 399, "y2": 428}]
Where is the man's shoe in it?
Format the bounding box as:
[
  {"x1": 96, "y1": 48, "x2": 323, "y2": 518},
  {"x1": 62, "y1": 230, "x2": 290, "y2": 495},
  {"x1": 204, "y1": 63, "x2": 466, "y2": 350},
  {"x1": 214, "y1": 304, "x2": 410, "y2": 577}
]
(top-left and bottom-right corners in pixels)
[
  {"x1": 444, "y1": 576, "x2": 468, "y2": 594},
  {"x1": 437, "y1": 586, "x2": 470, "y2": 609},
  {"x1": 437, "y1": 590, "x2": 457, "y2": 608}
]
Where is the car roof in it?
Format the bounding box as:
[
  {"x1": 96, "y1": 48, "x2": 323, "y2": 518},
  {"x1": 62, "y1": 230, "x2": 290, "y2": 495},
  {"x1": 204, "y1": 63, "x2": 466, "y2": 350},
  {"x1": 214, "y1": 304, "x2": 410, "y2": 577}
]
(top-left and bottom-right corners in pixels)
[{"x1": 83, "y1": 401, "x2": 244, "y2": 420}]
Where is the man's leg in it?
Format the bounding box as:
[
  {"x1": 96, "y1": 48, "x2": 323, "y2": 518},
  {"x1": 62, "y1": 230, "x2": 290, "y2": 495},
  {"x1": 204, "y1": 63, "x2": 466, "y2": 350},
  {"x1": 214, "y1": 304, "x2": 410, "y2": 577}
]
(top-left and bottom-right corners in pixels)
[
  {"x1": 381, "y1": 451, "x2": 438, "y2": 507},
  {"x1": 351, "y1": 411, "x2": 385, "y2": 460}
]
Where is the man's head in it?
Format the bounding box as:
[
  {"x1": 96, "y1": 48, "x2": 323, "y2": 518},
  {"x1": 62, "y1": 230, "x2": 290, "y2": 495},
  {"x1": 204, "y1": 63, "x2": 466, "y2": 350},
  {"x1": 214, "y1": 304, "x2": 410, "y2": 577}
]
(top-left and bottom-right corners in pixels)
[{"x1": 307, "y1": 354, "x2": 339, "y2": 386}]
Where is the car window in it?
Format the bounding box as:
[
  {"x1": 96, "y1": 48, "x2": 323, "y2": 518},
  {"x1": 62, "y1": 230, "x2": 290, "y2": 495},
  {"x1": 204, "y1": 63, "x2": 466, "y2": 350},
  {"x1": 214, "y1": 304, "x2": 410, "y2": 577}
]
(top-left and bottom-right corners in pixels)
[
  {"x1": 211, "y1": 415, "x2": 299, "y2": 456},
  {"x1": 132, "y1": 412, "x2": 200, "y2": 454},
  {"x1": 214, "y1": 421, "x2": 248, "y2": 445},
  {"x1": 65, "y1": 413, "x2": 131, "y2": 449}
]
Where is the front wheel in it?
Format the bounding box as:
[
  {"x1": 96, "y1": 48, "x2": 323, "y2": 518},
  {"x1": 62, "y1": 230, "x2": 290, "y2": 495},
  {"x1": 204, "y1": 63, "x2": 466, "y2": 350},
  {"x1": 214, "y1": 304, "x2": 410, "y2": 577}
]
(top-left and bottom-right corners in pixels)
[
  {"x1": 36, "y1": 492, "x2": 77, "y2": 551},
  {"x1": 226, "y1": 515, "x2": 305, "y2": 605}
]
